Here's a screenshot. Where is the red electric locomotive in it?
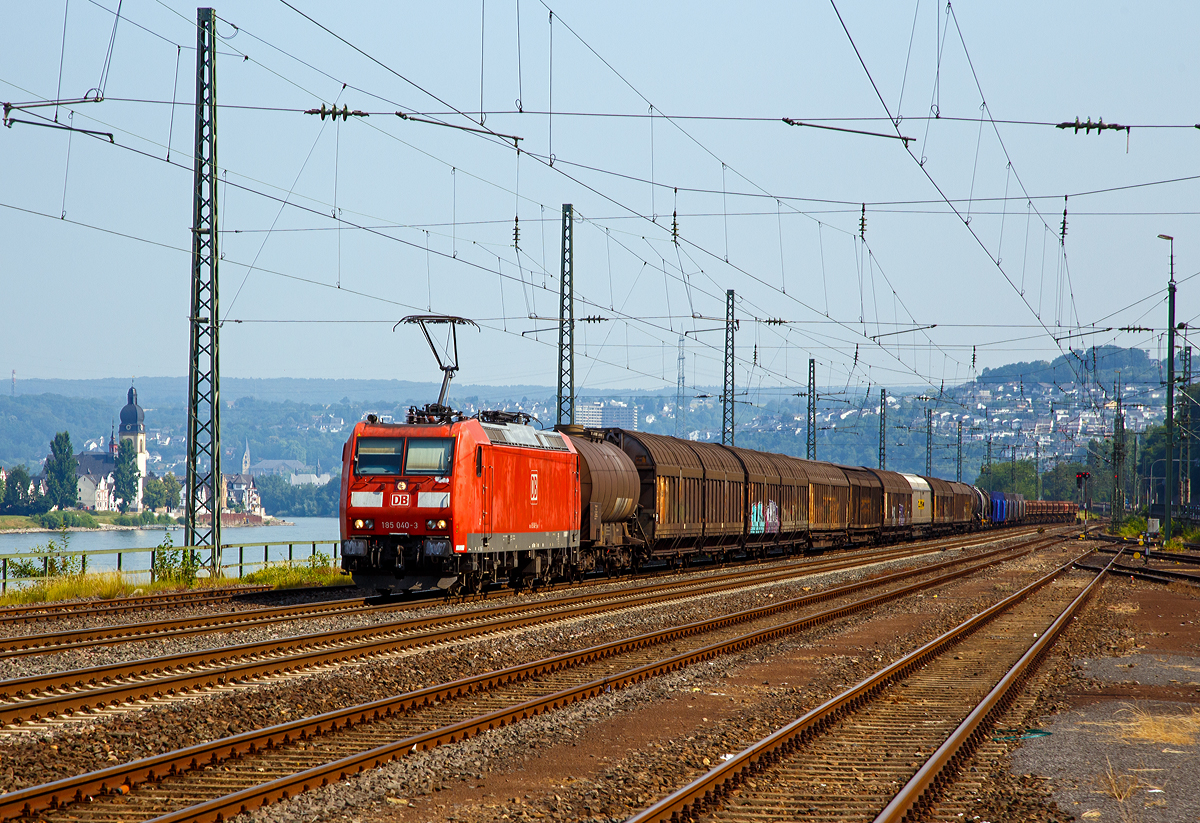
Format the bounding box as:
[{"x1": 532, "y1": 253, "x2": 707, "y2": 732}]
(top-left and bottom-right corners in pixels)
[
  {"x1": 339, "y1": 315, "x2": 639, "y2": 593},
  {"x1": 339, "y1": 409, "x2": 583, "y2": 594}
]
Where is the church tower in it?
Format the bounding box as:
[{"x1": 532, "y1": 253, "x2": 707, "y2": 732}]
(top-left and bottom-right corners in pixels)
[
  {"x1": 119, "y1": 386, "x2": 149, "y2": 478},
  {"x1": 242, "y1": 440, "x2": 251, "y2": 475}
]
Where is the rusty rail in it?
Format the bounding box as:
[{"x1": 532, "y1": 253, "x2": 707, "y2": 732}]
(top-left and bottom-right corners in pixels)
[
  {"x1": 625, "y1": 545, "x2": 1108, "y2": 823},
  {"x1": 873, "y1": 550, "x2": 1120, "y2": 822},
  {"x1": 0, "y1": 541, "x2": 944, "y2": 658},
  {"x1": 0, "y1": 537, "x2": 1057, "y2": 822},
  {"x1": 1075, "y1": 556, "x2": 1200, "y2": 587},
  {"x1": 0, "y1": 585, "x2": 274, "y2": 624},
  {"x1": 0, "y1": 535, "x2": 1029, "y2": 724}
]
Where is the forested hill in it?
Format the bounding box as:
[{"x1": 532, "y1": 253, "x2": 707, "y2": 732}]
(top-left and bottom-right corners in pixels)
[
  {"x1": 10, "y1": 377, "x2": 553, "y2": 405},
  {"x1": 0, "y1": 394, "x2": 121, "y2": 471},
  {"x1": 978, "y1": 345, "x2": 1160, "y2": 386},
  {"x1": 1, "y1": 394, "x2": 419, "y2": 471}
]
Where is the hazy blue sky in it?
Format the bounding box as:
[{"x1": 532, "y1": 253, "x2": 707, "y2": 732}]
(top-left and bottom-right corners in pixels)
[{"x1": 3, "y1": 1, "x2": 1198, "y2": 399}]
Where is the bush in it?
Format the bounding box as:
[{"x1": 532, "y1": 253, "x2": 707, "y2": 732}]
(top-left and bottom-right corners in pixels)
[
  {"x1": 1117, "y1": 516, "x2": 1147, "y2": 539},
  {"x1": 8, "y1": 526, "x2": 82, "y2": 580},
  {"x1": 113, "y1": 511, "x2": 177, "y2": 527},
  {"x1": 151, "y1": 533, "x2": 200, "y2": 585},
  {"x1": 36, "y1": 510, "x2": 99, "y2": 530}
]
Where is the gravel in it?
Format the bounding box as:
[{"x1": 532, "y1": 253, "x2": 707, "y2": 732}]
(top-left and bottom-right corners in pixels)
[
  {"x1": 0, "y1": 533, "x2": 1058, "y2": 821},
  {"x1": 1074, "y1": 652, "x2": 1200, "y2": 687},
  {"x1": 921, "y1": 562, "x2": 1198, "y2": 823},
  {"x1": 227, "y1": 542, "x2": 1080, "y2": 823}
]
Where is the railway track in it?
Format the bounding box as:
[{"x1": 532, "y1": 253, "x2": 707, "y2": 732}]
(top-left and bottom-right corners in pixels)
[
  {"x1": 0, "y1": 533, "x2": 1067, "y2": 823},
  {"x1": 0, "y1": 528, "x2": 1044, "y2": 660},
  {"x1": 1093, "y1": 536, "x2": 1200, "y2": 566},
  {"x1": 0, "y1": 585, "x2": 280, "y2": 626},
  {"x1": 1074, "y1": 554, "x2": 1200, "y2": 588},
  {"x1": 625, "y1": 549, "x2": 1117, "y2": 823},
  {"x1": 1090, "y1": 542, "x2": 1200, "y2": 568},
  {"x1": 0, "y1": 534, "x2": 1035, "y2": 728}
]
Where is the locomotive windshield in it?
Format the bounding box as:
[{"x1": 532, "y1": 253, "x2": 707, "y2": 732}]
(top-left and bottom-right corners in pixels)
[
  {"x1": 405, "y1": 438, "x2": 454, "y2": 475},
  {"x1": 354, "y1": 437, "x2": 406, "y2": 475}
]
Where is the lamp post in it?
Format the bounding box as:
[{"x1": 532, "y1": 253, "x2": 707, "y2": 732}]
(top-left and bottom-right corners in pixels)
[{"x1": 1159, "y1": 233, "x2": 1176, "y2": 543}]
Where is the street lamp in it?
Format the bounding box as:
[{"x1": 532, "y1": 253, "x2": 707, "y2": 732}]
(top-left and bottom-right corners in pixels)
[
  {"x1": 1159, "y1": 234, "x2": 1176, "y2": 543},
  {"x1": 1149, "y1": 458, "x2": 1183, "y2": 504}
]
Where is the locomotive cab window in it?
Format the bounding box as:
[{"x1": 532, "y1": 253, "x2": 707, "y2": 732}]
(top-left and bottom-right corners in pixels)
[
  {"x1": 405, "y1": 438, "x2": 454, "y2": 475},
  {"x1": 354, "y1": 437, "x2": 406, "y2": 475}
]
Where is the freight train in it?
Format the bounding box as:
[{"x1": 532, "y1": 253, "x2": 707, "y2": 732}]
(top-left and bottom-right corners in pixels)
[{"x1": 338, "y1": 407, "x2": 1077, "y2": 594}]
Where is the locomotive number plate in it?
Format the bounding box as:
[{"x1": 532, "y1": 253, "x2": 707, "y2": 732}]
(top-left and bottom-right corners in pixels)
[{"x1": 381, "y1": 521, "x2": 419, "y2": 530}]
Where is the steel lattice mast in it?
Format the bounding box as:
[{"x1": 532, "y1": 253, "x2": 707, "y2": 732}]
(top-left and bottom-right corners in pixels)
[
  {"x1": 675, "y1": 333, "x2": 686, "y2": 439},
  {"x1": 878, "y1": 388, "x2": 886, "y2": 469},
  {"x1": 186, "y1": 7, "x2": 221, "y2": 569},
  {"x1": 956, "y1": 419, "x2": 963, "y2": 482},
  {"x1": 806, "y1": 359, "x2": 816, "y2": 460},
  {"x1": 1182, "y1": 346, "x2": 1191, "y2": 505},
  {"x1": 556, "y1": 204, "x2": 574, "y2": 427},
  {"x1": 1113, "y1": 375, "x2": 1125, "y2": 526},
  {"x1": 721, "y1": 289, "x2": 735, "y2": 446},
  {"x1": 1163, "y1": 233, "x2": 1176, "y2": 541},
  {"x1": 925, "y1": 407, "x2": 933, "y2": 476}
]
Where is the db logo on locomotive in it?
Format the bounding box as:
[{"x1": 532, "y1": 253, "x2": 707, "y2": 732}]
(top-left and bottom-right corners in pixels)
[{"x1": 390, "y1": 493, "x2": 410, "y2": 507}]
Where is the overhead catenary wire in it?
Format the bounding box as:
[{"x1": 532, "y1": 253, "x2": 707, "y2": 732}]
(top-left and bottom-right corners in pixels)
[
  {"x1": 0, "y1": 82, "x2": 1156, "y2": 410},
  {"x1": 6, "y1": 5, "x2": 1186, "y2": 410},
  {"x1": 827, "y1": 0, "x2": 1091, "y2": 405}
]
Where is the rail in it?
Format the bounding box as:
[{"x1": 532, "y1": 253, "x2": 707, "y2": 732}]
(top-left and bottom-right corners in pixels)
[
  {"x1": 874, "y1": 550, "x2": 1118, "y2": 822},
  {"x1": 0, "y1": 539, "x2": 343, "y2": 591},
  {"x1": 0, "y1": 534, "x2": 1060, "y2": 822},
  {"x1": 625, "y1": 545, "x2": 1112, "y2": 823}
]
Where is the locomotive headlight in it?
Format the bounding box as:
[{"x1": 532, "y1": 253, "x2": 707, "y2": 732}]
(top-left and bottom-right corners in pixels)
[
  {"x1": 353, "y1": 519, "x2": 364, "y2": 529},
  {"x1": 364, "y1": 519, "x2": 375, "y2": 529},
  {"x1": 426, "y1": 519, "x2": 436, "y2": 530},
  {"x1": 437, "y1": 519, "x2": 447, "y2": 530},
  {"x1": 395, "y1": 480, "x2": 408, "y2": 490}
]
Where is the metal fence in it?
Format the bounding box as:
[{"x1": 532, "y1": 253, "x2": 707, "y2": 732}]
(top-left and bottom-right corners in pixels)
[
  {"x1": 1148, "y1": 503, "x2": 1200, "y2": 526},
  {"x1": 0, "y1": 540, "x2": 343, "y2": 592}
]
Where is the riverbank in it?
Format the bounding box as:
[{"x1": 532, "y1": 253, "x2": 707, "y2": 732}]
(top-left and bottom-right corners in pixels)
[
  {"x1": 0, "y1": 517, "x2": 337, "y2": 567},
  {"x1": 0, "y1": 514, "x2": 295, "y2": 534}
]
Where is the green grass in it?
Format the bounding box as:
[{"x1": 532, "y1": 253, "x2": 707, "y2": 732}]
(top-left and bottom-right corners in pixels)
[
  {"x1": 0, "y1": 514, "x2": 41, "y2": 531},
  {"x1": 0, "y1": 572, "x2": 208, "y2": 605},
  {"x1": 1116, "y1": 516, "x2": 1148, "y2": 539},
  {"x1": 241, "y1": 556, "x2": 345, "y2": 589},
  {"x1": 98, "y1": 511, "x2": 179, "y2": 527},
  {"x1": 0, "y1": 556, "x2": 345, "y2": 606},
  {"x1": 36, "y1": 511, "x2": 100, "y2": 529}
]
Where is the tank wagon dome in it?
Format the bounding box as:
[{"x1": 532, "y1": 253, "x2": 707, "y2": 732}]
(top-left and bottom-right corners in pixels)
[{"x1": 119, "y1": 386, "x2": 145, "y2": 434}]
